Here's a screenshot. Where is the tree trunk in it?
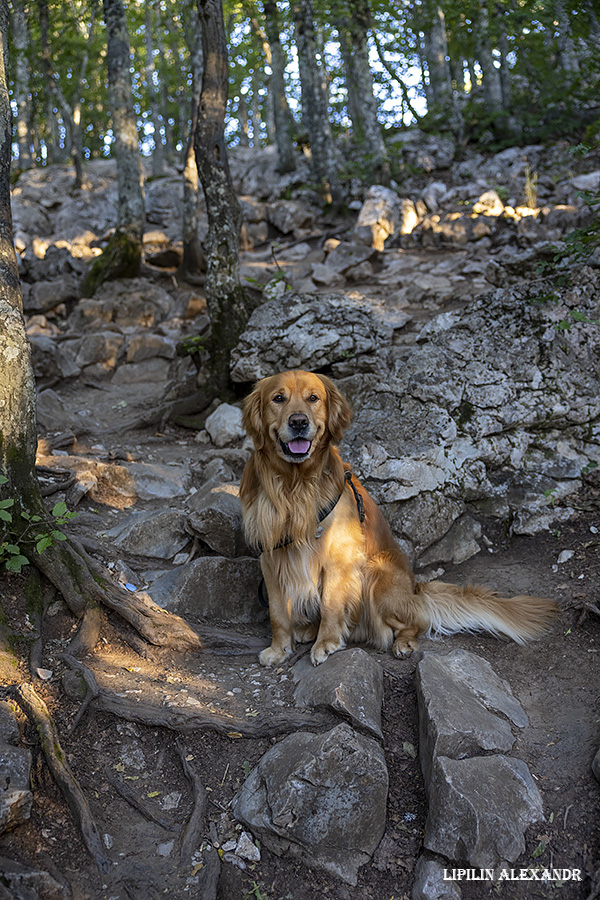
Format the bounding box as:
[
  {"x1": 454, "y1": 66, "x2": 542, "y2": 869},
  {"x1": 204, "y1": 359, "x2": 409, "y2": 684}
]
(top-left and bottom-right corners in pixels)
[
  {"x1": 194, "y1": 0, "x2": 255, "y2": 396},
  {"x1": 292, "y1": 0, "x2": 342, "y2": 204},
  {"x1": 83, "y1": 0, "x2": 145, "y2": 295},
  {"x1": 553, "y1": 0, "x2": 580, "y2": 75},
  {"x1": 495, "y1": 3, "x2": 511, "y2": 110},
  {"x1": 262, "y1": 0, "x2": 296, "y2": 173},
  {"x1": 72, "y1": 0, "x2": 100, "y2": 190},
  {"x1": 422, "y1": 4, "x2": 453, "y2": 108},
  {"x1": 145, "y1": 1, "x2": 165, "y2": 176},
  {"x1": 102, "y1": 0, "x2": 144, "y2": 239},
  {"x1": 180, "y1": 0, "x2": 205, "y2": 278},
  {"x1": 237, "y1": 94, "x2": 250, "y2": 146},
  {"x1": 9, "y1": 0, "x2": 31, "y2": 169},
  {"x1": 40, "y1": 0, "x2": 75, "y2": 164},
  {"x1": 475, "y1": 0, "x2": 503, "y2": 111},
  {"x1": 336, "y1": 0, "x2": 388, "y2": 183}
]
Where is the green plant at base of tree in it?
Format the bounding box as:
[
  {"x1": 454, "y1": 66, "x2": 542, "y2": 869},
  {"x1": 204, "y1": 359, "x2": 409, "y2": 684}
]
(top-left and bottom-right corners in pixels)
[{"x1": 0, "y1": 475, "x2": 78, "y2": 574}]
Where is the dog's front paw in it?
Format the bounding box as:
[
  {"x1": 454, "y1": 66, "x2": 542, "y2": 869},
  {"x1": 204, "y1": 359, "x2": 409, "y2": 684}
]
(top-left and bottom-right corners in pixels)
[
  {"x1": 294, "y1": 623, "x2": 318, "y2": 644},
  {"x1": 259, "y1": 644, "x2": 292, "y2": 667},
  {"x1": 310, "y1": 639, "x2": 343, "y2": 666},
  {"x1": 392, "y1": 636, "x2": 419, "y2": 657}
]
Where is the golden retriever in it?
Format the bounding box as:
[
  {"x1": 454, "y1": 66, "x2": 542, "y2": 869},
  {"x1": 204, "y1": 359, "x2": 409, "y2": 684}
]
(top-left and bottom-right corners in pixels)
[{"x1": 240, "y1": 370, "x2": 557, "y2": 666}]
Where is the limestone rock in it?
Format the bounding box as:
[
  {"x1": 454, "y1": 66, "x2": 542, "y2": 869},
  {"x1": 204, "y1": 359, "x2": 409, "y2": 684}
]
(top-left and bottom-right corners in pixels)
[
  {"x1": 592, "y1": 747, "x2": 600, "y2": 783},
  {"x1": 293, "y1": 648, "x2": 384, "y2": 738},
  {"x1": 0, "y1": 702, "x2": 33, "y2": 835},
  {"x1": 125, "y1": 461, "x2": 190, "y2": 500},
  {"x1": 416, "y1": 650, "x2": 527, "y2": 785},
  {"x1": 353, "y1": 185, "x2": 400, "y2": 251},
  {"x1": 233, "y1": 723, "x2": 388, "y2": 885},
  {"x1": 103, "y1": 509, "x2": 189, "y2": 559},
  {"x1": 126, "y1": 334, "x2": 176, "y2": 363},
  {"x1": 147, "y1": 556, "x2": 265, "y2": 624},
  {"x1": 187, "y1": 482, "x2": 248, "y2": 557},
  {"x1": 24, "y1": 275, "x2": 80, "y2": 313},
  {"x1": 204, "y1": 403, "x2": 245, "y2": 448},
  {"x1": 424, "y1": 755, "x2": 544, "y2": 867},
  {"x1": 266, "y1": 199, "x2": 314, "y2": 235},
  {"x1": 412, "y1": 856, "x2": 462, "y2": 900},
  {"x1": 230, "y1": 293, "x2": 393, "y2": 383}
]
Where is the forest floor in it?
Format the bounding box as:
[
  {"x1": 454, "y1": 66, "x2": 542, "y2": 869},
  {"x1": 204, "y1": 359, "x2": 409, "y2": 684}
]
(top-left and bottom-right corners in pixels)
[{"x1": 1, "y1": 151, "x2": 600, "y2": 900}]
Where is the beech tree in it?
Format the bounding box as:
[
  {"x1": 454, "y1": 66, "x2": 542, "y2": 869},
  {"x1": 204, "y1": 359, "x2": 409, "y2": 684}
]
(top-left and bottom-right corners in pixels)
[
  {"x1": 194, "y1": 0, "x2": 256, "y2": 395},
  {"x1": 262, "y1": 0, "x2": 296, "y2": 173},
  {"x1": 82, "y1": 0, "x2": 145, "y2": 295},
  {"x1": 292, "y1": 0, "x2": 342, "y2": 203}
]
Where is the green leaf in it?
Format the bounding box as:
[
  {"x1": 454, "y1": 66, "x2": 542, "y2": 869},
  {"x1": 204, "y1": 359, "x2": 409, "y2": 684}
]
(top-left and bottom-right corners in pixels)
[
  {"x1": 36, "y1": 536, "x2": 54, "y2": 555},
  {"x1": 5, "y1": 555, "x2": 29, "y2": 572},
  {"x1": 50, "y1": 530, "x2": 67, "y2": 541},
  {"x1": 52, "y1": 501, "x2": 67, "y2": 518},
  {"x1": 4, "y1": 544, "x2": 21, "y2": 554},
  {"x1": 0, "y1": 499, "x2": 15, "y2": 509},
  {"x1": 0, "y1": 510, "x2": 12, "y2": 523},
  {"x1": 0, "y1": 474, "x2": 8, "y2": 485},
  {"x1": 532, "y1": 840, "x2": 546, "y2": 859}
]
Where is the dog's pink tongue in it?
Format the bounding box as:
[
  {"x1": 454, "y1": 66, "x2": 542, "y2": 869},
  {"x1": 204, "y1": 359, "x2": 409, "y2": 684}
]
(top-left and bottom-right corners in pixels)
[{"x1": 288, "y1": 438, "x2": 310, "y2": 454}]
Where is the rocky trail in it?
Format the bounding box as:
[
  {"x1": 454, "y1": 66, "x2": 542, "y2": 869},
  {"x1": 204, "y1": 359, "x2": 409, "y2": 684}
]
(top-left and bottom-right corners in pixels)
[{"x1": 1, "y1": 138, "x2": 599, "y2": 900}]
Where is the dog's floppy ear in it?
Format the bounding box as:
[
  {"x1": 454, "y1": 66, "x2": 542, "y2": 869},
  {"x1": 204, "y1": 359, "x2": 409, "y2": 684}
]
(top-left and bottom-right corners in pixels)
[
  {"x1": 242, "y1": 383, "x2": 265, "y2": 449},
  {"x1": 320, "y1": 375, "x2": 352, "y2": 443}
]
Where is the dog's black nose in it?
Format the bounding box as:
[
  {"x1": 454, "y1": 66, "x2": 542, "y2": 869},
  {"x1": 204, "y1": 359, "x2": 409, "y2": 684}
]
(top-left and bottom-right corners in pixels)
[{"x1": 288, "y1": 413, "x2": 309, "y2": 433}]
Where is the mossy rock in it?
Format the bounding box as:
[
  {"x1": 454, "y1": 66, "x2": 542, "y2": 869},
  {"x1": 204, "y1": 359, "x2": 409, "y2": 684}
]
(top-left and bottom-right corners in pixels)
[{"x1": 82, "y1": 228, "x2": 142, "y2": 297}]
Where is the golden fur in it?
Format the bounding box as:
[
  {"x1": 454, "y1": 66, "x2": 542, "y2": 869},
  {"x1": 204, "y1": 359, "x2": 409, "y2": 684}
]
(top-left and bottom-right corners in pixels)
[{"x1": 239, "y1": 370, "x2": 558, "y2": 666}]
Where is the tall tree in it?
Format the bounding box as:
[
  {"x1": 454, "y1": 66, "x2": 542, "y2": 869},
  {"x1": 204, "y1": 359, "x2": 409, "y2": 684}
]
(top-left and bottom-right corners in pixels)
[
  {"x1": 83, "y1": 0, "x2": 145, "y2": 294},
  {"x1": 262, "y1": 0, "x2": 296, "y2": 173},
  {"x1": 292, "y1": 0, "x2": 342, "y2": 203},
  {"x1": 144, "y1": 0, "x2": 165, "y2": 176},
  {"x1": 180, "y1": 0, "x2": 205, "y2": 278},
  {"x1": 474, "y1": 0, "x2": 503, "y2": 112},
  {"x1": 194, "y1": 0, "x2": 255, "y2": 395},
  {"x1": 335, "y1": 0, "x2": 389, "y2": 183},
  {"x1": 9, "y1": 0, "x2": 31, "y2": 168}
]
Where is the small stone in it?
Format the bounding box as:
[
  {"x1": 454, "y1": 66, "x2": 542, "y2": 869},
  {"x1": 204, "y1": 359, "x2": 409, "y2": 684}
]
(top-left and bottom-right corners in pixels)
[
  {"x1": 235, "y1": 831, "x2": 261, "y2": 862},
  {"x1": 412, "y1": 856, "x2": 462, "y2": 900},
  {"x1": 157, "y1": 841, "x2": 175, "y2": 857},
  {"x1": 204, "y1": 404, "x2": 245, "y2": 448},
  {"x1": 557, "y1": 549, "x2": 575, "y2": 564},
  {"x1": 34, "y1": 668, "x2": 53, "y2": 681},
  {"x1": 160, "y1": 791, "x2": 182, "y2": 811}
]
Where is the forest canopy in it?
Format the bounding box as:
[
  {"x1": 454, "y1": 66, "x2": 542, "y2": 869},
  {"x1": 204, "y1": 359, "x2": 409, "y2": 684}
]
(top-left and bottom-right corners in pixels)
[{"x1": 7, "y1": 0, "x2": 600, "y2": 177}]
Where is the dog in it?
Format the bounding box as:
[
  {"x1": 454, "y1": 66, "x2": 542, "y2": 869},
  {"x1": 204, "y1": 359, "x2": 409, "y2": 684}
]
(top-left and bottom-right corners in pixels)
[{"x1": 239, "y1": 370, "x2": 558, "y2": 667}]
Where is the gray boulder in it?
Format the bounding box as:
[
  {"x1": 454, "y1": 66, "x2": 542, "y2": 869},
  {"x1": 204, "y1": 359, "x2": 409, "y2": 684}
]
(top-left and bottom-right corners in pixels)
[
  {"x1": 412, "y1": 856, "x2": 462, "y2": 900},
  {"x1": 233, "y1": 723, "x2": 388, "y2": 885},
  {"x1": 293, "y1": 648, "x2": 384, "y2": 738},
  {"x1": 424, "y1": 755, "x2": 544, "y2": 867},
  {"x1": 416, "y1": 651, "x2": 528, "y2": 785},
  {"x1": 0, "y1": 702, "x2": 33, "y2": 834},
  {"x1": 340, "y1": 265, "x2": 600, "y2": 561},
  {"x1": 187, "y1": 481, "x2": 248, "y2": 557},
  {"x1": 103, "y1": 509, "x2": 189, "y2": 559},
  {"x1": 147, "y1": 556, "x2": 264, "y2": 624},
  {"x1": 204, "y1": 403, "x2": 245, "y2": 448},
  {"x1": 230, "y1": 293, "x2": 393, "y2": 383}
]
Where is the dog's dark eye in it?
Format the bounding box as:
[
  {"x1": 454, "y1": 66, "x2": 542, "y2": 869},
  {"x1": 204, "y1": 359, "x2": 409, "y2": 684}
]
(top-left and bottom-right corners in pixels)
[
  {"x1": 272, "y1": 393, "x2": 285, "y2": 404},
  {"x1": 308, "y1": 394, "x2": 319, "y2": 403}
]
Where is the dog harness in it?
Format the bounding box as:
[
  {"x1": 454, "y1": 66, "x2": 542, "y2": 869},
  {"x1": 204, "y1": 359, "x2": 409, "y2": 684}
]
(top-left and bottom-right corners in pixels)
[{"x1": 257, "y1": 470, "x2": 366, "y2": 608}]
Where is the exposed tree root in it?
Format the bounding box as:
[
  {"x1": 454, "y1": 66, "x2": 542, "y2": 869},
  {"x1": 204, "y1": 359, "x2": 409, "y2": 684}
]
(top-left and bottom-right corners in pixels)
[
  {"x1": 34, "y1": 537, "x2": 202, "y2": 652},
  {"x1": 196, "y1": 847, "x2": 221, "y2": 900},
  {"x1": 13, "y1": 682, "x2": 110, "y2": 875},
  {"x1": 60, "y1": 655, "x2": 334, "y2": 738},
  {"x1": 176, "y1": 738, "x2": 208, "y2": 861},
  {"x1": 105, "y1": 770, "x2": 176, "y2": 831}
]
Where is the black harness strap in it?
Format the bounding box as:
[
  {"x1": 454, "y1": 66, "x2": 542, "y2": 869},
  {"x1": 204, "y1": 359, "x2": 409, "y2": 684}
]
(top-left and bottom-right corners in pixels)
[{"x1": 257, "y1": 470, "x2": 366, "y2": 608}]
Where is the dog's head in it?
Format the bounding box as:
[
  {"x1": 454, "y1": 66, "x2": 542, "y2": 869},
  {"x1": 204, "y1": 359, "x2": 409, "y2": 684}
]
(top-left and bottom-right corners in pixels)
[{"x1": 243, "y1": 370, "x2": 351, "y2": 464}]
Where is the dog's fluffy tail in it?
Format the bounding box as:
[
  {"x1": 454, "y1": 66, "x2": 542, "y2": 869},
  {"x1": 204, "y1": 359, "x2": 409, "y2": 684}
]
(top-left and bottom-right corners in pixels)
[{"x1": 415, "y1": 581, "x2": 558, "y2": 644}]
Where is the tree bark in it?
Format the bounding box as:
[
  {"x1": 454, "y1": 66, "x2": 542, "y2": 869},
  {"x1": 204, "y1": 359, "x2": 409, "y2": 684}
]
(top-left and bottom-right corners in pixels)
[
  {"x1": 144, "y1": 0, "x2": 165, "y2": 176},
  {"x1": 194, "y1": 0, "x2": 255, "y2": 396},
  {"x1": 71, "y1": 0, "x2": 100, "y2": 190},
  {"x1": 102, "y1": 0, "x2": 144, "y2": 239},
  {"x1": 553, "y1": 0, "x2": 580, "y2": 75},
  {"x1": 475, "y1": 0, "x2": 503, "y2": 111},
  {"x1": 292, "y1": 0, "x2": 342, "y2": 204},
  {"x1": 180, "y1": 0, "x2": 205, "y2": 278},
  {"x1": 336, "y1": 0, "x2": 388, "y2": 183},
  {"x1": 262, "y1": 0, "x2": 296, "y2": 173},
  {"x1": 9, "y1": 0, "x2": 31, "y2": 169}
]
